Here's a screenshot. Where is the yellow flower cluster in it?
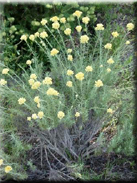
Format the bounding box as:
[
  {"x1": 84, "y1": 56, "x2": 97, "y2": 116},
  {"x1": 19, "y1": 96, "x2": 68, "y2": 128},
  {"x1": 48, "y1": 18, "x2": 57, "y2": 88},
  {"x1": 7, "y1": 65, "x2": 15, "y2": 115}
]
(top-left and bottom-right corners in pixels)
[
  {"x1": 107, "y1": 58, "x2": 114, "y2": 64},
  {"x1": 34, "y1": 96, "x2": 40, "y2": 103},
  {"x1": 0, "y1": 160, "x2": 12, "y2": 173},
  {"x1": 0, "y1": 79, "x2": 7, "y2": 85},
  {"x1": 95, "y1": 80, "x2": 103, "y2": 87},
  {"x1": 67, "y1": 70, "x2": 74, "y2": 76},
  {"x1": 66, "y1": 81, "x2": 73, "y2": 87},
  {"x1": 30, "y1": 74, "x2": 37, "y2": 80},
  {"x1": 95, "y1": 24, "x2": 104, "y2": 31},
  {"x1": 107, "y1": 108, "x2": 113, "y2": 114},
  {"x1": 50, "y1": 16, "x2": 59, "y2": 22},
  {"x1": 73, "y1": 10, "x2": 82, "y2": 18},
  {"x1": 60, "y1": 17, "x2": 66, "y2": 24},
  {"x1": 5, "y1": 166, "x2": 12, "y2": 173},
  {"x1": 34, "y1": 32, "x2": 40, "y2": 38},
  {"x1": 107, "y1": 68, "x2": 111, "y2": 73},
  {"x1": 32, "y1": 113, "x2": 38, "y2": 119},
  {"x1": 29, "y1": 34, "x2": 35, "y2": 41},
  {"x1": 112, "y1": 31, "x2": 119, "y2": 38},
  {"x1": 43, "y1": 77, "x2": 52, "y2": 85},
  {"x1": 64, "y1": 28, "x2": 71, "y2": 35},
  {"x1": 46, "y1": 87, "x2": 59, "y2": 96},
  {"x1": 31, "y1": 81, "x2": 41, "y2": 90},
  {"x1": 67, "y1": 54, "x2": 73, "y2": 61},
  {"x1": 104, "y1": 43, "x2": 112, "y2": 50},
  {"x1": 38, "y1": 111, "x2": 44, "y2": 119},
  {"x1": 50, "y1": 48, "x2": 59, "y2": 56},
  {"x1": 27, "y1": 117, "x2": 31, "y2": 121},
  {"x1": 18, "y1": 97, "x2": 26, "y2": 105},
  {"x1": 40, "y1": 31, "x2": 48, "y2": 39},
  {"x1": 126, "y1": 40, "x2": 130, "y2": 45},
  {"x1": 126, "y1": 23, "x2": 134, "y2": 31},
  {"x1": 75, "y1": 112, "x2": 80, "y2": 117},
  {"x1": 82, "y1": 17, "x2": 90, "y2": 24},
  {"x1": 67, "y1": 49, "x2": 72, "y2": 53},
  {"x1": 41, "y1": 18, "x2": 47, "y2": 25},
  {"x1": 85, "y1": 66, "x2": 93, "y2": 72},
  {"x1": 28, "y1": 79, "x2": 35, "y2": 85},
  {"x1": 0, "y1": 159, "x2": 3, "y2": 166},
  {"x1": 26, "y1": 60, "x2": 32, "y2": 65},
  {"x1": 80, "y1": 35, "x2": 89, "y2": 44},
  {"x1": 2, "y1": 68, "x2": 9, "y2": 74},
  {"x1": 52, "y1": 21, "x2": 60, "y2": 29},
  {"x1": 57, "y1": 111, "x2": 65, "y2": 119},
  {"x1": 76, "y1": 25, "x2": 82, "y2": 32},
  {"x1": 75, "y1": 72, "x2": 84, "y2": 81},
  {"x1": 20, "y1": 34, "x2": 27, "y2": 41}
]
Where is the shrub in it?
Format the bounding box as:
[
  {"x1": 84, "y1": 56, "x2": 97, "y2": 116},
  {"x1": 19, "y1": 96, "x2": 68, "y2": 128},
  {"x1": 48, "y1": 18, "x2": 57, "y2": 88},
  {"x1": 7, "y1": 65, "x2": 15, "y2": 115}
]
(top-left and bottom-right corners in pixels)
[{"x1": 0, "y1": 6, "x2": 134, "y2": 181}]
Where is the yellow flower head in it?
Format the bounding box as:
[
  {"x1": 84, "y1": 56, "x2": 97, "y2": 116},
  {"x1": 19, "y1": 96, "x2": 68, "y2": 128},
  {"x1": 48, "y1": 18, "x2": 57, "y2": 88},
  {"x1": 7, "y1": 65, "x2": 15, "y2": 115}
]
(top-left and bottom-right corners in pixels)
[
  {"x1": 67, "y1": 49, "x2": 72, "y2": 53},
  {"x1": 100, "y1": 65, "x2": 103, "y2": 68},
  {"x1": 41, "y1": 18, "x2": 47, "y2": 25},
  {"x1": 107, "y1": 68, "x2": 111, "y2": 73},
  {"x1": 67, "y1": 54, "x2": 73, "y2": 61},
  {"x1": 85, "y1": 66, "x2": 93, "y2": 72},
  {"x1": 40, "y1": 31, "x2": 48, "y2": 39},
  {"x1": 60, "y1": 17, "x2": 66, "y2": 24},
  {"x1": 67, "y1": 70, "x2": 74, "y2": 76},
  {"x1": 126, "y1": 40, "x2": 130, "y2": 45},
  {"x1": 95, "y1": 23, "x2": 104, "y2": 31},
  {"x1": 20, "y1": 34, "x2": 27, "y2": 41},
  {"x1": 26, "y1": 60, "x2": 32, "y2": 65},
  {"x1": 34, "y1": 96, "x2": 40, "y2": 103},
  {"x1": 38, "y1": 111, "x2": 44, "y2": 119},
  {"x1": 0, "y1": 79, "x2": 7, "y2": 86},
  {"x1": 66, "y1": 81, "x2": 73, "y2": 87},
  {"x1": 31, "y1": 81, "x2": 41, "y2": 89},
  {"x1": 5, "y1": 166, "x2": 12, "y2": 173},
  {"x1": 52, "y1": 21, "x2": 60, "y2": 29},
  {"x1": 107, "y1": 108, "x2": 113, "y2": 114},
  {"x1": 126, "y1": 23, "x2": 134, "y2": 31},
  {"x1": 2, "y1": 68, "x2": 9, "y2": 74},
  {"x1": 43, "y1": 77, "x2": 52, "y2": 85},
  {"x1": 50, "y1": 16, "x2": 59, "y2": 22},
  {"x1": 76, "y1": 25, "x2": 82, "y2": 32},
  {"x1": 75, "y1": 72, "x2": 84, "y2": 81},
  {"x1": 46, "y1": 87, "x2": 59, "y2": 96},
  {"x1": 27, "y1": 117, "x2": 31, "y2": 121},
  {"x1": 34, "y1": 32, "x2": 40, "y2": 38},
  {"x1": 28, "y1": 79, "x2": 35, "y2": 86},
  {"x1": 75, "y1": 112, "x2": 80, "y2": 117},
  {"x1": 73, "y1": 10, "x2": 82, "y2": 18},
  {"x1": 95, "y1": 80, "x2": 103, "y2": 87},
  {"x1": 32, "y1": 113, "x2": 38, "y2": 119},
  {"x1": 112, "y1": 31, "x2": 119, "y2": 38},
  {"x1": 0, "y1": 159, "x2": 3, "y2": 166},
  {"x1": 80, "y1": 35, "x2": 89, "y2": 44},
  {"x1": 29, "y1": 34, "x2": 35, "y2": 41},
  {"x1": 30, "y1": 74, "x2": 37, "y2": 80},
  {"x1": 50, "y1": 48, "x2": 59, "y2": 56},
  {"x1": 104, "y1": 43, "x2": 112, "y2": 50},
  {"x1": 107, "y1": 58, "x2": 114, "y2": 64},
  {"x1": 57, "y1": 111, "x2": 65, "y2": 119},
  {"x1": 37, "y1": 103, "x2": 40, "y2": 108},
  {"x1": 64, "y1": 28, "x2": 71, "y2": 35},
  {"x1": 18, "y1": 98, "x2": 26, "y2": 105},
  {"x1": 82, "y1": 17, "x2": 90, "y2": 24}
]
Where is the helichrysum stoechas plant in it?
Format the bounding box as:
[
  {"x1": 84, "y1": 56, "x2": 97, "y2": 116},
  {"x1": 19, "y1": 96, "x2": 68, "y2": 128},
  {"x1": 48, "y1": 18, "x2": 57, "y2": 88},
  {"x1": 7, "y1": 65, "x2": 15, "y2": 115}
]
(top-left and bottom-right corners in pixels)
[
  {"x1": 1, "y1": 14, "x2": 134, "y2": 131},
  {"x1": 1, "y1": 7, "x2": 134, "y2": 180}
]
